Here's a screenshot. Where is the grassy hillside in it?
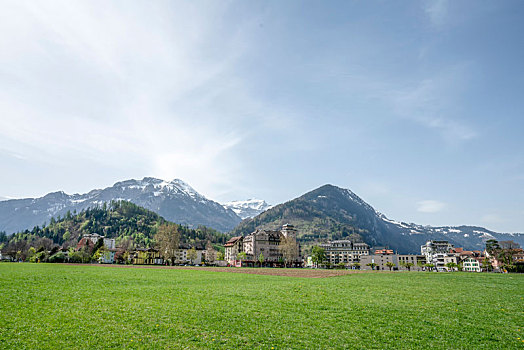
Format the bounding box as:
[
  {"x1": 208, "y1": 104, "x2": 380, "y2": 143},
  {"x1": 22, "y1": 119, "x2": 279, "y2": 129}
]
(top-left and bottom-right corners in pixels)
[
  {"x1": 0, "y1": 264, "x2": 522, "y2": 349},
  {"x1": 231, "y1": 185, "x2": 374, "y2": 252}
]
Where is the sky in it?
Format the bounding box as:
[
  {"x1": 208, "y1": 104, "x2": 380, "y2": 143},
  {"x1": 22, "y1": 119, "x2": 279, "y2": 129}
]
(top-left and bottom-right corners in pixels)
[{"x1": 0, "y1": 0, "x2": 523, "y2": 232}]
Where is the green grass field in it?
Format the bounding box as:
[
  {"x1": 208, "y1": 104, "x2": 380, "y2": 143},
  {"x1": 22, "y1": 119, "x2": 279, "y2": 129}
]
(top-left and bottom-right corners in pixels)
[{"x1": 0, "y1": 264, "x2": 523, "y2": 349}]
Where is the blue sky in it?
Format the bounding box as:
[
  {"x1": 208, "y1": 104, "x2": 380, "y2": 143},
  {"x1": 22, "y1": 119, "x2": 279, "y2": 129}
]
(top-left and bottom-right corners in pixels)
[{"x1": 0, "y1": 0, "x2": 523, "y2": 232}]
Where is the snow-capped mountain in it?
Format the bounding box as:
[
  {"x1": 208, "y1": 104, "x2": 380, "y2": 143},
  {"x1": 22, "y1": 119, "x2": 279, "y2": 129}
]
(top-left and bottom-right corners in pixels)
[
  {"x1": 0, "y1": 177, "x2": 241, "y2": 234},
  {"x1": 222, "y1": 199, "x2": 272, "y2": 219}
]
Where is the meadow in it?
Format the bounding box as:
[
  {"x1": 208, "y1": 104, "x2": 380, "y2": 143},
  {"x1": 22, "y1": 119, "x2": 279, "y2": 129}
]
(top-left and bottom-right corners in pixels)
[{"x1": 0, "y1": 264, "x2": 523, "y2": 349}]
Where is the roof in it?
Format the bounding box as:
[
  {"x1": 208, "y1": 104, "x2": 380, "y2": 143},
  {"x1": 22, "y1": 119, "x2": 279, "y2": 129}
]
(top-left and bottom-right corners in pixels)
[{"x1": 224, "y1": 236, "x2": 242, "y2": 247}]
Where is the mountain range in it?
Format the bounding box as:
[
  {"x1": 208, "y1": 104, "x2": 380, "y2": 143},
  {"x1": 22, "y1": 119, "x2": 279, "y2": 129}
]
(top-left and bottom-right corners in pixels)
[
  {"x1": 0, "y1": 178, "x2": 242, "y2": 234},
  {"x1": 231, "y1": 184, "x2": 524, "y2": 253},
  {"x1": 1, "y1": 179, "x2": 522, "y2": 254}
]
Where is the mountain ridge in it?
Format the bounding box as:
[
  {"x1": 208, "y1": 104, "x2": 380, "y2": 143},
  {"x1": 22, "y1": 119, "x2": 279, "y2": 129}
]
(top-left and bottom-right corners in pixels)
[
  {"x1": 231, "y1": 184, "x2": 523, "y2": 253},
  {"x1": 0, "y1": 177, "x2": 241, "y2": 234}
]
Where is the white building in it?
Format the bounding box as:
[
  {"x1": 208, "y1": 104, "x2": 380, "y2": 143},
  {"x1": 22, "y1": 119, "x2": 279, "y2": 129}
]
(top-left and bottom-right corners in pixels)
[
  {"x1": 461, "y1": 257, "x2": 481, "y2": 272},
  {"x1": 421, "y1": 240, "x2": 456, "y2": 271},
  {"x1": 82, "y1": 233, "x2": 115, "y2": 250}
]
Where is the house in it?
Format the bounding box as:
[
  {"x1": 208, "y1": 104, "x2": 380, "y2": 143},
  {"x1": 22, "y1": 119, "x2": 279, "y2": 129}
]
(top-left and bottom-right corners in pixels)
[
  {"x1": 77, "y1": 233, "x2": 116, "y2": 251},
  {"x1": 130, "y1": 248, "x2": 164, "y2": 265},
  {"x1": 224, "y1": 236, "x2": 243, "y2": 265},
  {"x1": 460, "y1": 256, "x2": 481, "y2": 272},
  {"x1": 175, "y1": 243, "x2": 203, "y2": 265},
  {"x1": 99, "y1": 249, "x2": 117, "y2": 264},
  {"x1": 320, "y1": 240, "x2": 370, "y2": 267}
]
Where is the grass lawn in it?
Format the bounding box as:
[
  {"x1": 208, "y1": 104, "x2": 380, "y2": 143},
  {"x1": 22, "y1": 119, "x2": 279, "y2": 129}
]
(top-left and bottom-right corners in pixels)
[{"x1": 0, "y1": 263, "x2": 523, "y2": 349}]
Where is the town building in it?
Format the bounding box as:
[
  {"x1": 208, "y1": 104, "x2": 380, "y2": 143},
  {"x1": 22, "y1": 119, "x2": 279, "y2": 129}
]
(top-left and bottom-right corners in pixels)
[
  {"x1": 320, "y1": 240, "x2": 370, "y2": 266},
  {"x1": 460, "y1": 256, "x2": 481, "y2": 272},
  {"x1": 225, "y1": 224, "x2": 301, "y2": 267},
  {"x1": 78, "y1": 233, "x2": 116, "y2": 251},
  {"x1": 129, "y1": 244, "x2": 203, "y2": 265},
  {"x1": 360, "y1": 254, "x2": 395, "y2": 270},
  {"x1": 397, "y1": 254, "x2": 426, "y2": 270},
  {"x1": 421, "y1": 240, "x2": 454, "y2": 260},
  {"x1": 360, "y1": 254, "x2": 425, "y2": 271},
  {"x1": 130, "y1": 248, "x2": 164, "y2": 265},
  {"x1": 421, "y1": 240, "x2": 456, "y2": 271},
  {"x1": 224, "y1": 236, "x2": 243, "y2": 264}
]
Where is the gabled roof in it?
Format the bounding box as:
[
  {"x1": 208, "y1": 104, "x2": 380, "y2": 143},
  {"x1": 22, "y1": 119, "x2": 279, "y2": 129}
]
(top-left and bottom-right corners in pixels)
[{"x1": 224, "y1": 236, "x2": 243, "y2": 247}]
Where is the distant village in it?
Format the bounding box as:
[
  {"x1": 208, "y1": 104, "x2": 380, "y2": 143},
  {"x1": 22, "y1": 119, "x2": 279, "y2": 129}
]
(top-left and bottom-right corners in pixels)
[{"x1": 1, "y1": 224, "x2": 523, "y2": 272}]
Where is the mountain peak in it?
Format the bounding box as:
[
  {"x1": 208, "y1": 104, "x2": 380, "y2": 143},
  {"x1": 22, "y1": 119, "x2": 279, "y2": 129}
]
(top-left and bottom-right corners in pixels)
[
  {"x1": 223, "y1": 199, "x2": 271, "y2": 219},
  {"x1": 0, "y1": 177, "x2": 241, "y2": 234}
]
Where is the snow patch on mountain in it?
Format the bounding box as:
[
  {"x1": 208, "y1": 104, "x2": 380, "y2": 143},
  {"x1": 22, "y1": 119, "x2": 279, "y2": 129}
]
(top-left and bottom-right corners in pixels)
[
  {"x1": 223, "y1": 199, "x2": 271, "y2": 219},
  {"x1": 0, "y1": 177, "x2": 242, "y2": 233}
]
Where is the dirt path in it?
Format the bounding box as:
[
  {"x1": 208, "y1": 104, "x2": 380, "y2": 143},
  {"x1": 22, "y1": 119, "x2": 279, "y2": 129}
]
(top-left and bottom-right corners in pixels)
[{"x1": 66, "y1": 263, "x2": 370, "y2": 278}]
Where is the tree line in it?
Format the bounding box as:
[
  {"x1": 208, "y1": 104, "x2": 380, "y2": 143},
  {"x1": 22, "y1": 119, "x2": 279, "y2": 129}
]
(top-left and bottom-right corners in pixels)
[{"x1": 0, "y1": 200, "x2": 230, "y2": 262}]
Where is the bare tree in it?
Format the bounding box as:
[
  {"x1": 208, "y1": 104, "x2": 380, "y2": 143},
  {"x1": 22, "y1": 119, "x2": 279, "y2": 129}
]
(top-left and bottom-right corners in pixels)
[
  {"x1": 154, "y1": 224, "x2": 180, "y2": 266},
  {"x1": 279, "y1": 236, "x2": 299, "y2": 267},
  {"x1": 187, "y1": 247, "x2": 198, "y2": 264},
  {"x1": 205, "y1": 242, "x2": 216, "y2": 265}
]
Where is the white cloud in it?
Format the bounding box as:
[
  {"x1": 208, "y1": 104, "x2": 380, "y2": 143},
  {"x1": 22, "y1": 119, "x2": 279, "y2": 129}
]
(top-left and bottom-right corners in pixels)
[
  {"x1": 417, "y1": 200, "x2": 446, "y2": 213},
  {"x1": 0, "y1": 0, "x2": 283, "y2": 200}
]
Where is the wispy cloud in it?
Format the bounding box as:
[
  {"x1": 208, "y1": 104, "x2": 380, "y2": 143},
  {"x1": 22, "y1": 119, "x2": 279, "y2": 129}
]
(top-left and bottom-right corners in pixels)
[
  {"x1": 0, "y1": 1, "x2": 280, "y2": 199},
  {"x1": 424, "y1": 0, "x2": 449, "y2": 28},
  {"x1": 389, "y1": 72, "x2": 477, "y2": 141},
  {"x1": 417, "y1": 200, "x2": 446, "y2": 213}
]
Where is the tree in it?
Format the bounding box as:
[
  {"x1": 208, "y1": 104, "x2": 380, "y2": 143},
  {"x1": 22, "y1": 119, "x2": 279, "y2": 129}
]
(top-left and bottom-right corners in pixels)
[
  {"x1": 311, "y1": 246, "x2": 326, "y2": 268},
  {"x1": 485, "y1": 239, "x2": 500, "y2": 254},
  {"x1": 499, "y1": 240, "x2": 520, "y2": 250},
  {"x1": 187, "y1": 247, "x2": 197, "y2": 264},
  {"x1": 482, "y1": 257, "x2": 493, "y2": 272},
  {"x1": 205, "y1": 243, "x2": 217, "y2": 265},
  {"x1": 424, "y1": 263, "x2": 435, "y2": 271},
  {"x1": 366, "y1": 262, "x2": 377, "y2": 270},
  {"x1": 352, "y1": 262, "x2": 360, "y2": 270},
  {"x1": 237, "y1": 251, "x2": 247, "y2": 264},
  {"x1": 386, "y1": 261, "x2": 396, "y2": 271},
  {"x1": 400, "y1": 262, "x2": 414, "y2": 271},
  {"x1": 154, "y1": 224, "x2": 180, "y2": 266},
  {"x1": 216, "y1": 251, "x2": 225, "y2": 261},
  {"x1": 27, "y1": 247, "x2": 36, "y2": 262},
  {"x1": 445, "y1": 262, "x2": 457, "y2": 271},
  {"x1": 279, "y1": 236, "x2": 299, "y2": 267},
  {"x1": 258, "y1": 253, "x2": 265, "y2": 267}
]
